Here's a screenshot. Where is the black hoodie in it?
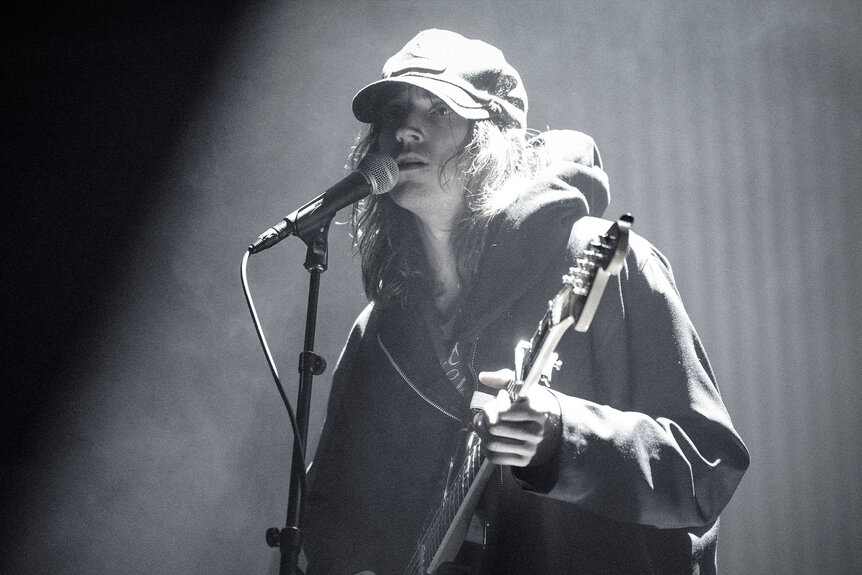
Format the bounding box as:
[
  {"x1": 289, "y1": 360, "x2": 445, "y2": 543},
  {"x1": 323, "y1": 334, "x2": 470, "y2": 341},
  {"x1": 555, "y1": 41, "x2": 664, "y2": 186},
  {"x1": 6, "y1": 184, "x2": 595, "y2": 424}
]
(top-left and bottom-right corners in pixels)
[{"x1": 304, "y1": 131, "x2": 749, "y2": 575}]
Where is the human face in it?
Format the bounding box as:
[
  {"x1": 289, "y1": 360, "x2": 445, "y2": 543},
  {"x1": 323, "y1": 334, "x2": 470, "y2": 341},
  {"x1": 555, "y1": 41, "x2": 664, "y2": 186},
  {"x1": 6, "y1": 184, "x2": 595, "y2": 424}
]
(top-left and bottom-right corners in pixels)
[{"x1": 377, "y1": 86, "x2": 471, "y2": 228}]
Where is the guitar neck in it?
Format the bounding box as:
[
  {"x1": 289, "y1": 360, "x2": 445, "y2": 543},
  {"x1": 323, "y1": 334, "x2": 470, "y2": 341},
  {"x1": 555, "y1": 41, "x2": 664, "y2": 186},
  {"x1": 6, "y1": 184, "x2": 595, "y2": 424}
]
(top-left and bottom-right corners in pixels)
[
  {"x1": 511, "y1": 317, "x2": 573, "y2": 402},
  {"x1": 404, "y1": 434, "x2": 490, "y2": 575}
]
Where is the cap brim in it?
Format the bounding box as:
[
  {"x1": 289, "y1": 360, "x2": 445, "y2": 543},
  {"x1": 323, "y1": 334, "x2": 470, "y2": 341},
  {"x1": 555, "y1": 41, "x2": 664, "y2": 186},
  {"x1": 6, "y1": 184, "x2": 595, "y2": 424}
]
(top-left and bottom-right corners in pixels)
[{"x1": 352, "y1": 75, "x2": 491, "y2": 124}]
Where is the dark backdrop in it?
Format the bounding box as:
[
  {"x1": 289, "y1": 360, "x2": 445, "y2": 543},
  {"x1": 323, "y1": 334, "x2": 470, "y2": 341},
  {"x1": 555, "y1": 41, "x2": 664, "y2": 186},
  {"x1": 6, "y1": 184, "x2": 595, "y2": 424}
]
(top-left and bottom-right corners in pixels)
[{"x1": 3, "y1": 1, "x2": 860, "y2": 573}]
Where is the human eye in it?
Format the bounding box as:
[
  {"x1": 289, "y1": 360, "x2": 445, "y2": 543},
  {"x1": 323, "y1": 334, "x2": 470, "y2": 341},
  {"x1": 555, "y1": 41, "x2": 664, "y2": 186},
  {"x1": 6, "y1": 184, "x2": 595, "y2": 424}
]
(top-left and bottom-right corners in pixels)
[
  {"x1": 430, "y1": 102, "x2": 452, "y2": 117},
  {"x1": 382, "y1": 102, "x2": 402, "y2": 118},
  {"x1": 380, "y1": 102, "x2": 406, "y2": 125}
]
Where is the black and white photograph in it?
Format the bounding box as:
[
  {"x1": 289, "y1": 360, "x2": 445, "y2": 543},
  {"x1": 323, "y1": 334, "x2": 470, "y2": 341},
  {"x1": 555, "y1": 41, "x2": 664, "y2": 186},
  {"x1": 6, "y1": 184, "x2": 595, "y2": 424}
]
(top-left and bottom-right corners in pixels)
[{"x1": 3, "y1": 1, "x2": 860, "y2": 574}]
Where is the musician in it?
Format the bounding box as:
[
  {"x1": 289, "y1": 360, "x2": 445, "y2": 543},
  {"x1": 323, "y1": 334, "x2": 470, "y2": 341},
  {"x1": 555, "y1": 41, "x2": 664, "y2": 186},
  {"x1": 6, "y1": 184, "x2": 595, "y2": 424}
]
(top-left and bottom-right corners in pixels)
[{"x1": 303, "y1": 29, "x2": 749, "y2": 575}]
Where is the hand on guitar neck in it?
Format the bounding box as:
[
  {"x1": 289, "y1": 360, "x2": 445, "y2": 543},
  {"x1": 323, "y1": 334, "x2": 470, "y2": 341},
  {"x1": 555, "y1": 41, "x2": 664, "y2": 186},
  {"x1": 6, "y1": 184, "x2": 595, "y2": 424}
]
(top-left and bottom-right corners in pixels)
[{"x1": 473, "y1": 369, "x2": 563, "y2": 468}]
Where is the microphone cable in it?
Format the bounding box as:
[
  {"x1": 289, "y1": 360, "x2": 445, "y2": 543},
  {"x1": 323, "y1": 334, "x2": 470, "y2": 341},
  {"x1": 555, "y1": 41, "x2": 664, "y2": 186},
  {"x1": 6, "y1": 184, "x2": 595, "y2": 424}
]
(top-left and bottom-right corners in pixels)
[{"x1": 240, "y1": 249, "x2": 308, "y2": 510}]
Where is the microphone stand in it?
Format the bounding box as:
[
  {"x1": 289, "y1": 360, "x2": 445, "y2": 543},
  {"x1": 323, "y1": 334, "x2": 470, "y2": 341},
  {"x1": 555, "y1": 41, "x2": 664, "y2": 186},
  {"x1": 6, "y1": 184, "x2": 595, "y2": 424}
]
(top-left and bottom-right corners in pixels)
[{"x1": 266, "y1": 220, "x2": 332, "y2": 575}]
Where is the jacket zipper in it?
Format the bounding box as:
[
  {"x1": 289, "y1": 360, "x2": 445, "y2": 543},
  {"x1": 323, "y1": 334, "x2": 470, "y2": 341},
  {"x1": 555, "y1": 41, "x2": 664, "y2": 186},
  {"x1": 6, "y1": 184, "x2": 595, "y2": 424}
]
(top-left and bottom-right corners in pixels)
[{"x1": 377, "y1": 334, "x2": 465, "y2": 424}]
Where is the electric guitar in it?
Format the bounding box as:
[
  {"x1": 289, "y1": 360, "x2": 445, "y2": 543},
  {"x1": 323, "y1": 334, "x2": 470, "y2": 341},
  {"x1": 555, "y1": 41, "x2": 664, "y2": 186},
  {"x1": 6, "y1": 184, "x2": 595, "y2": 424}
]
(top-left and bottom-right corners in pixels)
[{"x1": 402, "y1": 215, "x2": 633, "y2": 575}]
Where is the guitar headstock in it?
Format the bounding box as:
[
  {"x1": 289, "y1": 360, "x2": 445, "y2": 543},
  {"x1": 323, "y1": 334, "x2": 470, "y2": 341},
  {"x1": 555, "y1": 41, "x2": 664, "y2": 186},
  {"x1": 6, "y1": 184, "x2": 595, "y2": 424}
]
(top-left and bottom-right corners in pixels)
[
  {"x1": 550, "y1": 214, "x2": 634, "y2": 332},
  {"x1": 512, "y1": 215, "x2": 633, "y2": 400}
]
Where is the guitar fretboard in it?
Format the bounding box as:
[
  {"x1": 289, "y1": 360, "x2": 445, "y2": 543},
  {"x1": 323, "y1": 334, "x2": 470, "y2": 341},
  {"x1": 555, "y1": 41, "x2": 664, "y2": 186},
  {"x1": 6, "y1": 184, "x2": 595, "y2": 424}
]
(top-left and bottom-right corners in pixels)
[{"x1": 405, "y1": 433, "x2": 484, "y2": 575}]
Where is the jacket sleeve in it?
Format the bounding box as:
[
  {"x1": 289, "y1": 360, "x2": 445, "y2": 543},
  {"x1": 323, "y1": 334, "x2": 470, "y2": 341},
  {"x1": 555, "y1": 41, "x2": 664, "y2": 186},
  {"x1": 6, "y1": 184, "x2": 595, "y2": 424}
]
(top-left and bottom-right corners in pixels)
[{"x1": 514, "y1": 233, "x2": 750, "y2": 529}]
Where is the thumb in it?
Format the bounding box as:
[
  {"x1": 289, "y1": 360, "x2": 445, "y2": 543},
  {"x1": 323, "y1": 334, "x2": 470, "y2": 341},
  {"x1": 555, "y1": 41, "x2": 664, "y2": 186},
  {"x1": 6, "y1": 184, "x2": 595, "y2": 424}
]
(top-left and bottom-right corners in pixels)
[{"x1": 478, "y1": 368, "x2": 515, "y2": 389}]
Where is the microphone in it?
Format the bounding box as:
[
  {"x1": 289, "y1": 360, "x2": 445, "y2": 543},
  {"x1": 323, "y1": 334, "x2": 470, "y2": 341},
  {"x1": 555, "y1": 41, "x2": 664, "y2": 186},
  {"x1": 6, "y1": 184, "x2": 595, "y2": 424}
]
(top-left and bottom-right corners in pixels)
[{"x1": 248, "y1": 154, "x2": 399, "y2": 253}]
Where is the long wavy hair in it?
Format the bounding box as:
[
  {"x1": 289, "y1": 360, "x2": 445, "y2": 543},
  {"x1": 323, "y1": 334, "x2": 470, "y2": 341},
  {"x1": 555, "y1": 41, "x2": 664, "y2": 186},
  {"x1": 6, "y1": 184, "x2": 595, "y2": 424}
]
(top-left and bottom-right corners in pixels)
[{"x1": 350, "y1": 115, "x2": 543, "y2": 308}]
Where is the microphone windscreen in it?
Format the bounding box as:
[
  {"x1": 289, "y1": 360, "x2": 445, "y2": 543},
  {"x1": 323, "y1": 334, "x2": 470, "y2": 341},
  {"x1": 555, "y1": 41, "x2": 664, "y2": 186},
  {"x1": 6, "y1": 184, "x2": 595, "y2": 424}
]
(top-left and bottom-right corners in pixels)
[{"x1": 358, "y1": 154, "x2": 399, "y2": 195}]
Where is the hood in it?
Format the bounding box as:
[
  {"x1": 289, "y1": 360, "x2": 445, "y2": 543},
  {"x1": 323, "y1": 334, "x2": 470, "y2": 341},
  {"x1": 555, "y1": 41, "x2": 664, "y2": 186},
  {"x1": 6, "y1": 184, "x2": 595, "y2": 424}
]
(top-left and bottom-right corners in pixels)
[
  {"x1": 507, "y1": 129, "x2": 609, "y2": 226},
  {"x1": 456, "y1": 129, "x2": 611, "y2": 339}
]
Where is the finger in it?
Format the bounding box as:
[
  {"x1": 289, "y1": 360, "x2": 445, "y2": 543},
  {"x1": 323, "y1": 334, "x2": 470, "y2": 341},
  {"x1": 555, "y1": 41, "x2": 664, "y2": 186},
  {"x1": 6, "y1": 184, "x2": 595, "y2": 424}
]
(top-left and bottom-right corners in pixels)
[
  {"x1": 481, "y1": 438, "x2": 535, "y2": 467},
  {"x1": 501, "y1": 387, "x2": 561, "y2": 421},
  {"x1": 474, "y1": 389, "x2": 513, "y2": 438},
  {"x1": 478, "y1": 369, "x2": 515, "y2": 389},
  {"x1": 483, "y1": 395, "x2": 505, "y2": 426},
  {"x1": 484, "y1": 453, "x2": 532, "y2": 467},
  {"x1": 496, "y1": 388, "x2": 511, "y2": 406},
  {"x1": 483, "y1": 440, "x2": 536, "y2": 459},
  {"x1": 496, "y1": 407, "x2": 552, "y2": 423},
  {"x1": 473, "y1": 404, "x2": 500, "y2": 441},
  {"x1": 490, "y1": 392, "x2": 549, "y2": 422},
  {"x1": 485, "y1": 420, "x2": 545, "y2": 442}
]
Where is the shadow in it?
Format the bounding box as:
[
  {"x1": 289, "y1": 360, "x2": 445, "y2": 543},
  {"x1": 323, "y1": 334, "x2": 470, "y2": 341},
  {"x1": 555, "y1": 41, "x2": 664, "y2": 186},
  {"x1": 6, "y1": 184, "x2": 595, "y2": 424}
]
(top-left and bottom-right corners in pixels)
[{"x1": 1, "y1": 0, "x2": 243, "y2": 515}]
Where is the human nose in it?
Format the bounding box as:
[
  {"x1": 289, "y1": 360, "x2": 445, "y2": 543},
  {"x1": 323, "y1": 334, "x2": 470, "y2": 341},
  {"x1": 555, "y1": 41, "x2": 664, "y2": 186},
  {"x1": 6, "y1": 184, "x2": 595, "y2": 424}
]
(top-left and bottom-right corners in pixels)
[{"x1": 394, "y1": 108, "x2": 424, "y2": 144}]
